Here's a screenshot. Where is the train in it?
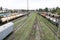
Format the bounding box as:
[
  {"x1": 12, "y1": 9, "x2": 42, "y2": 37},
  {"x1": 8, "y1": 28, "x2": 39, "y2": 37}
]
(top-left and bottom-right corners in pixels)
[
  {"x1": 40, "y1": 12, "x2": 60, "y2": 26},
  {"x1": 0, "y1": 22, "x2": 14, "y2": 40},
  {"x1": 0, "y1": 13, "x2": 27, "y2": 23}
]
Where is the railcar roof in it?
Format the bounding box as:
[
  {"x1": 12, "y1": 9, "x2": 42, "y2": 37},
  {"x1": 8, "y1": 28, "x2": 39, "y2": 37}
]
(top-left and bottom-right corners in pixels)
[{"x1": 0, "y1": 22, "x2": 13, "y2": 33}]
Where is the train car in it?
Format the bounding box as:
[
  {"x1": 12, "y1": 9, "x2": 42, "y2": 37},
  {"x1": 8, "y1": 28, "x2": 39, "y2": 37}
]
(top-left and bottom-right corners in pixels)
[
  {"x1": 40, "y1": 12, "x2": 59, "y2": 26},
  {"x1": 50, "y1": 17, "x2": 53, "y2": 21},
  {"x1": 0, "y1": 14, "x2": 25, "y2": 23},
  {"x1": 0, "y1": 22, "x2": 14, "y2": 40},
  {"x1": 41, "y1": 12, "x2": 47, "y2": 17},
  {"x1": 46, "y1": 16, "x2": 50, "y2": 19}
]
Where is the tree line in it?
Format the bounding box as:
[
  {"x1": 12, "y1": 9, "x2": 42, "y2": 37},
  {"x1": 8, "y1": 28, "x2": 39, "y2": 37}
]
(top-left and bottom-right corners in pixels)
[{"x1": 39, "y1": 7, "x2": 60, "y2": 15}]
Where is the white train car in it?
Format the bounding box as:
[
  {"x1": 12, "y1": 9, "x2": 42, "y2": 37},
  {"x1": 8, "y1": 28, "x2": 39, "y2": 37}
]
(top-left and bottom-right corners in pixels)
[
  {"x1": 46, "y1": 16, "x2": 50, "y2": 19},
  {"x1": 52, "y1": 18, "x2": 56, "y2": 22},
  {"x1": 46, "y1": 15, "x2": 58, "y2": 23},
  {"x1": 50, "y1": 17, "x2": 53, "y2": 21},
  {"x1": 0, "y1": 22, "x2": 14, "y2": 40}
]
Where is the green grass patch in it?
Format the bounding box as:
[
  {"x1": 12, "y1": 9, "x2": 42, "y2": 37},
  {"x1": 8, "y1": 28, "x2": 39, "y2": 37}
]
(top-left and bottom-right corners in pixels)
[
  {"x1": 37, "y1": 14, "x2": 56, "y2": 40},
  {"x1": 14, "y1": 17, "x2": 27, "y2": 29},
  {"x1": 41, "y1": 16, "x2": 57, "y2": 31},
  {"x1": 13, "y1": 13, "x2": 37, "y2": 40}
]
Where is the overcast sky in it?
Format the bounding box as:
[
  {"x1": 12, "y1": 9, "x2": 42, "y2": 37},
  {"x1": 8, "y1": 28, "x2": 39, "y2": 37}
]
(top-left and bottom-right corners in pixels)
[{"x1": 0, "y1": 0, "x2": 60, "y2": 10}]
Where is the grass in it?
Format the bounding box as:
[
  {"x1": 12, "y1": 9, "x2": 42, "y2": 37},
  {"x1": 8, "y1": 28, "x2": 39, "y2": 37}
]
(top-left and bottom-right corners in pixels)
[
  {"x1": 5, "y1": 12, "x2": 58, "y2": 40},
  {"x1": 37, "y1": 14, "x2": 56, "y2": 40},
  {"x1": 13, "y1": 17, "x2": 27, "y2": 29},
  {"x1": 41, "y1": 16, "x2": 57, "y2": 31},
  {"x1": 13, "y1": 13, "x2": 32, "y2": 29},
  {"x1": 13, "y1": 13, "x2": 36, "y2": 40}
]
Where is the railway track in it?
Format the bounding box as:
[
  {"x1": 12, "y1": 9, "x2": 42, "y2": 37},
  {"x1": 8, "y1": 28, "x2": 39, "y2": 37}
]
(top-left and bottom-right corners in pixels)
[
  {"x1": 27, "y1": 16, "x2": 44, "y2": 40},
  {"x1": 44, "y1": 21, "x2": 59, "y2": 40},
  {"x1": 40, "y1": 15, "x2": 59, "y2": 40},
  {"x1": 3, "y1": 13, "x2": 59, "y2": 40},
  {"x1": 4, "y1": 13, "x2": 31, "y2": 40},
  {"x1": 27, "y1": 18, "x2": 37, "y2": 40},
  {"x1": 46, "y1": 19, "x2": 57, "y2": 32},
  {"x1": 13, "y1": 16, "x2": 27, "y2": 29},
  {"x1": 35, "y1": 17, "x2": 42, "y2": 40},
  {"x1": 42, "y1": 18, "x2": 57, "y2": 34},
  {"x1": 12, "y1": 17, "x2": 24, "y2": 23},
  {"x1": 14, "y1": 17, "x2": 28, "y2": 32},
  {"x1": 42, "y1": 16, "x2": 57, "y2": 32},
  {"x1": 4, "y1": 18, "x2": 28, "y2": 40},
  {"x1": 37, "y1": 17, "x2": 45, "y2": 40}
]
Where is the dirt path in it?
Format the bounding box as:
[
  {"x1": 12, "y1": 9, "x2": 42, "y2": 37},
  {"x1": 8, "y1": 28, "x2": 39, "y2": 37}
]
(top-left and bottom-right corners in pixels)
[
  {"x1": 27, "y1": 16, "x2": 44, "y2": 40},
  {"x1": 35, "y1": 17, "x2": 41, "y2": 40},
  {"x1": 27, "y1": 18, "x2": 37, "y2": 40}
]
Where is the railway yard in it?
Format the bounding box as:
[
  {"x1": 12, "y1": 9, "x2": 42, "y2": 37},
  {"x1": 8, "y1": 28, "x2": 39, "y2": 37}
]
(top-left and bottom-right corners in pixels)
[{"x1": 0, "y1": 12, "x2": 60, "y2": 40}]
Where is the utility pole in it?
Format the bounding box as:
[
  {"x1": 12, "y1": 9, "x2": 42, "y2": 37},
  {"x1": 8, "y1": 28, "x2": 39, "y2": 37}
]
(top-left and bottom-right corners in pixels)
[{"x1": 27, "y1": 0, "x2": 29, "y2": 16}]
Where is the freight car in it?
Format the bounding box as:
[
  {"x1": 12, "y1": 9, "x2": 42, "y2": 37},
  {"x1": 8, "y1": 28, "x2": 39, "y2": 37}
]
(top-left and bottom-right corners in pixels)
[
  {"x1": 0, "y1": 22, "x2": 14, "y2": 40},
  {"x1": 46, "y1": 16, "x2": 58, "y2": 26},
  {"x1": 0, "y1": 14, "x2": 26, "y2": 23},
  {"x1": 40, "y1": 12, "x2": 59, "y2": 26}
]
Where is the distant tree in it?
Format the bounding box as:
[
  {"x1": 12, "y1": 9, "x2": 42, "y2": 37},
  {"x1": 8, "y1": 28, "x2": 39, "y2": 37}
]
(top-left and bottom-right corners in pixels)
[
  {"x1": 51, "y1": 8, "x2": 56, "y2": 13},
  {"x1": 39, "y1": 8, "x2": 43, "y2": 12},
  {"x1": 14, "y1": 10, "x2": 18, "y2": 13},
  {"x1": 56, "y1": 7, "x2": 59, "y2": 10},
  {"x1": 36, "y1": 9, "x2": 39, "y2": 11},
  {"x1": 9, "y1": 10, "x2": 13, "y2": 13},
  {"x1": 49, "y1": 7, "x2": 60, "y2": 15},
  {"x1": 55, "y1": 7, "x2": 60, "y2": 15},
  {"x1": 44, "y1": 7, "x2": 49, "y2": 12},
  {"x1": 56, "y1": 8, "x2": 60, "y2": 15},
  {"x1": 21, "y1": 9, "x2": 26, "y2": 12}
]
